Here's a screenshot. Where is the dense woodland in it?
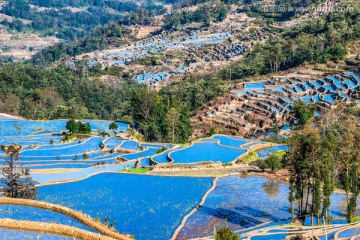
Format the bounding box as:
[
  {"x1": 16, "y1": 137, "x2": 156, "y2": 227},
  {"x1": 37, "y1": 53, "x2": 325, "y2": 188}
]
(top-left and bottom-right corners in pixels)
[
  {"x1": 30, "y1": 22, "x2": 132, "y2": 65},
  {"x1": 163, "y1": 0, "x2": 240, "y2": 29},
  {"x1": 0, "y1": 64, "x2": 136, "y2": 120},
  {"x1": 0, "y1": 0, "x2": 163, "y2": 40},
  {"x1": 0, "y1": 64, "x2": 224, "y2": 143}
]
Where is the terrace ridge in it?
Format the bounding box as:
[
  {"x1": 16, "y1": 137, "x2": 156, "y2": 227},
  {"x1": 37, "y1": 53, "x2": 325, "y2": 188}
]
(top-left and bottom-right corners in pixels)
[
  {"x1": 0, "y1": 198, "x2": 131, "y2": 240},
  {"x1": 0, "y1": 218, "x2": 116, "y2": 240},
  {"x1": 171, "y1": 177, "x2": 220, "y2": 240}
]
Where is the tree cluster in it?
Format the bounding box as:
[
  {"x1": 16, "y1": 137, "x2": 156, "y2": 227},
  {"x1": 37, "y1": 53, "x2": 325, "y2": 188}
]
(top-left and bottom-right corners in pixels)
[
  {"x1": 131, "y1": 74, "x2": 225, "y2": 143},
  {"x1": 0, "y1": 64, "x2": 138, "y2": 120},
  {"x1": 163, "y1": 2, "x2": 231, "y2": 30},
  {"x1": 65, "y1": 119, "x2": 91, "y2": 134},
  {"x1": 0, "y1": 0, "x2": 164, "y2": 42},
  {"x1": 284, "y1": 104, "x2": 360, "y2": 223}
]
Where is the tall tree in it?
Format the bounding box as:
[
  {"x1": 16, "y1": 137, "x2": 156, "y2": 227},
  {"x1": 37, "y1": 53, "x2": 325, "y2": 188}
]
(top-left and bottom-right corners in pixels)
[
  {"x1": 1, "y1": 145, "x2": 37, "y2": 199},
  {"x1": 166, "y1": 107, "x2": 180, "y2": 143}
]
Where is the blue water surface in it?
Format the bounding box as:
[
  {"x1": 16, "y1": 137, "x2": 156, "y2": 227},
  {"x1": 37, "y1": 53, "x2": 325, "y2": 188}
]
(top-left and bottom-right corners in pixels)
[
  {"x1": 0, "y1": 204, "x2": 96, "y2": 233},
  {"x1": 0, "y1": 120, "x2": 128, "y2": 136},
  {"x1": 213, "y1": 135, "x2": 249, "y2": 148},
  {"x1": 0, "y1": 228, "x2": 74, "y2": 240},
  {"x1": 257, "y1": 146, "x2": 289, "y2": 158},
  {"x1": 170, "y1": 143, "x2": 246, "y2": 164},
  {"x1": 39, "y1": 173, "x2": 214, "y2": 240}
]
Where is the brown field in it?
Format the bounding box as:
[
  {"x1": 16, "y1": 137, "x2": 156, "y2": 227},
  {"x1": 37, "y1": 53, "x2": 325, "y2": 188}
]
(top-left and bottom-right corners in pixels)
[{"x1": 0, "y1": 31, "x2": 60, "y2": 60}]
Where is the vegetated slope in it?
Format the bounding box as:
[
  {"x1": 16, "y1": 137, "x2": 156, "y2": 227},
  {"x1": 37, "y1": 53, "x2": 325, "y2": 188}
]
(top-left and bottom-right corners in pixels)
[
  {"x1": 220, "y1": 1, "x2": 360, "y2": 81},
  {"x1": 244, "y1": 0, "x2": 330, "y2": 20},
  {"x1": 0, "y1": 0, "x2": 163, "y2": 41},
  {"x1": 29, "y1": 0, "x2": 245, "y2": 66},
  {"x1": 0, "y1": 64, "x2": 139, "y2": 120},
  {"x1": 0, "y1": 61, "x2": 226, "y2": 143},
  {"x1": 190, "y1": 1, "x2": 360, "y2": 138},
  {"x1": 30, "y1": 22, "x2": 133, "y2": 66},
  {"x1": 0, "y1": 0, "x2": 167, "y2": 62}
]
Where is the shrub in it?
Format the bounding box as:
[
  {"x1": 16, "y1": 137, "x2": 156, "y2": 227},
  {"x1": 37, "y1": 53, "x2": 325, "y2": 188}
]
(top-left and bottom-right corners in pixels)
[
  {"x1": 240, "y1": 152, "x2": 258, "y2": 164},
  {"x1": 222, "y1": 163, "x2": 233, "y2": 167},
  {"x1": 215, "y1": 226, "x2": 240, "y2": 240},
  {"x1": 350, "y1": 216, "x2": 360, "y2": 223},
  {"x1": 259, "y1": 151, "x2": 286, "y2": 172},
  {"x1": 119, "y1": 168, "x2": 150, "y2": 174},
  {"x1": 156, "y1": 147, "x2": 168, "y2": 154},
  {"x1": 109, "y1": 122, "x2": 118, "y2": 132}
]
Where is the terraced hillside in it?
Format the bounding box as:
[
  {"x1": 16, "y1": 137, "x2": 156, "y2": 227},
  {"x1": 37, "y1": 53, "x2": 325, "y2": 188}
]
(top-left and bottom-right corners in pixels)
[
  {"x1": 31, "y1": 1, "x2": 278, "y2": 88},
  {"x1": 191, "y1": 71, "x2": 360, "y2": 138}
]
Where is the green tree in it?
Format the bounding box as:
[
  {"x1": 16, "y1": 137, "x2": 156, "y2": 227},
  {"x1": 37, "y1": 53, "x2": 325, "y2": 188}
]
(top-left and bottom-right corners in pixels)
[
  {"x1": 166, "y1": 107, "x2": 180, "y2": 143},
  {"x1": 292, "y1": 101, "x2": 316, "y2": 126},
  {"x1": 259, "y1": 151, "x2": 284, "y2": 173},
  {"x1": 109, "y1": 122, "x2": 118, "y2": 132},
  {"x1": 65, "y1": 119, "x2": 79, "y2": 133},
  {"x1": 1, "y1": 145, "x2": 37, "y2": 199},
  {"x1": 78, "y1": 122, "x2": 91, "y2": 134},
  {"x1": 215, "y1": 226, "x2": 240, "y2": 240}
]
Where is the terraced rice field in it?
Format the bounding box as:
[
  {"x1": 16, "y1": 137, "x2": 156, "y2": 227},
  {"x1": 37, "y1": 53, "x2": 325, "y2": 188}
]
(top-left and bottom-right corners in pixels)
[
  {"x1": 0, "y1": 204, "x2": 96, "y2": 232},
  {"x1": 170, "y1": 143, "x2": 247, "y2": 164},
  {"x1": 231, "y1": 72, "x2": 360, "y2": 120},
  {"x1": 39, "y1": 173, "x2": 214, "y2": 240},
  {"x1": 0, "y1": 228, "x2": 74, "y2": 240},
  {"x1": 212, "y1": 135, "x2": 249, "y2": 148},
  {"x1": 0, "y1": 116, "x2": 307, "y2": 240},
  {"x1": 0, "y1": 119, "x2": 289, "y2": 178},
  {"x1": 177, "y1": 176, "x2": 352, "y2": 239},
  {"x1": 21, "y1": 137, "x2": 104, "y2": 157},
  {"x1": 0, "y1": 119, "x2": 128, "y2": 136},
  {"x1": 121, "y1": 148, "x2": 159, "y2": 161},
  {"x1": 31, "y1": 162, "x2": 135, "y2": 183}
]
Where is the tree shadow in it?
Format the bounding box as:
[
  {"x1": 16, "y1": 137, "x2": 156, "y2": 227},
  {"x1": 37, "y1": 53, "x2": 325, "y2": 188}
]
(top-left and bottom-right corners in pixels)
[{"x1": 199, "y1": 205, "x2": 276, "y2": 227}]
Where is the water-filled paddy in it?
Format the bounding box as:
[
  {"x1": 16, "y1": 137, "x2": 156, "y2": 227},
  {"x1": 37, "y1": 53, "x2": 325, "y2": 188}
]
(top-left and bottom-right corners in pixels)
[
  {"x1": 119, "y1": 140, "x2": 139, "y2": 151},
  {"x1": 170, "y1": 143, "x2": 246, "y2": 164},
  {"x1": 212, "y1": 135, "x2": 249, "y2": 148},
  {"x1": 0, "y1": 120, "x2": 128, "y2": 136},
  {"x1": 121, "y1": 148, "x2": 158, "y2": 161},
  {"x1": 39, "y1": 173, "x2": 214, "y2": 240},
  {"x1": 337, "y1": 228, "x2": 360, "y2": 238},
  {"x1": 21, "y1": 137, "x2": 104, "y2": 157},
  {"x1": 257, "y1": 145, "x2": 289, "y2": 158},
  {"x1": 152, "y1": 147, "x2": 185, "y2": 164},
  {"x1": 0, "y1": 228, "x2": 75, "y2": 240},
  {"x1": 31, "y1": 162, "x2": 134, "y2": 183},
  {"x1": 177, "y1": 176, "x2": 352, "y2": 239},
  {"x1": 0, "y1": 204, "x2": 95, "y2": 232},
  {"x1": 139, "y1": 157, "x2": 151, "y2": 167},
  {"x1": 177, "y1": 176, "x2": 291, "y2": 239}
]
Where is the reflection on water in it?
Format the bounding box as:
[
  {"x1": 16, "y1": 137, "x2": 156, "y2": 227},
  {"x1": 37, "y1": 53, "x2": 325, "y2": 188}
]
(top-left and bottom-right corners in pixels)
[
  {"x1": 178, "y1": 176, "x2": 351, "y2": 240},
  {"x1": 262, "y1": 180, "x2": 280, "y2": 198}
]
